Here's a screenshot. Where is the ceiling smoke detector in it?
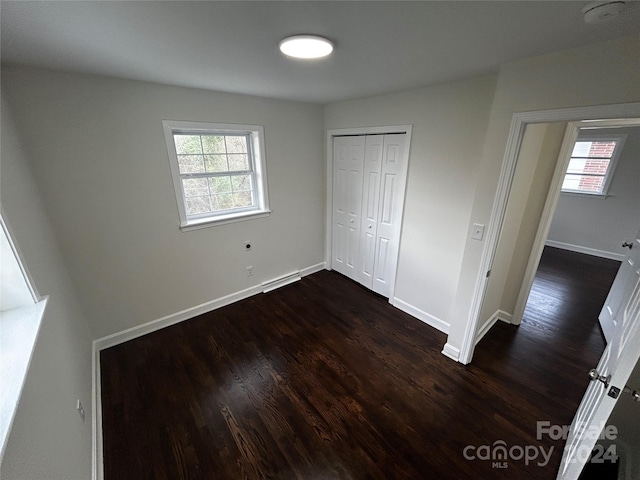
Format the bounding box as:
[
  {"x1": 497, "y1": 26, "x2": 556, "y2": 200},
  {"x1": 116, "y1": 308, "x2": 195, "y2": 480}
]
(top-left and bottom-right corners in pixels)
[{"x1": 582, "y1": 1, "x2": 627, "y2": 24}]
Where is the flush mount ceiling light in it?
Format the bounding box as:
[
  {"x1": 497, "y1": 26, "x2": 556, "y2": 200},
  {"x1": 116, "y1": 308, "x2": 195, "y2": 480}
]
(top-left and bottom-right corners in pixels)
[
  {"x1": 279, "y1": 35, "x2": 334, "y2": 59},
  {"x1": 582, "y1": 1, "x2": 627, "y2": 24}
]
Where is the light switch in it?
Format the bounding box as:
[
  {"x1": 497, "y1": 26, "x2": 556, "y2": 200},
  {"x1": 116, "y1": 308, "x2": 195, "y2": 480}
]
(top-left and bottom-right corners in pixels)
[{"x1": 471, "y1": 223, "x2": 485, "y2": 241}]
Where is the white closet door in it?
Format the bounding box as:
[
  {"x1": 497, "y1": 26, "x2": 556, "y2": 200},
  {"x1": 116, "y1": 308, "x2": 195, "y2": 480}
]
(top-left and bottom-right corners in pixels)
[
  {"x1": 371, "y1": 134, "x2": 407, "y2": 297},
  {"x1": 358, "y1": 135, "x2": 384, "y2": 289},
  {"x1": 331, "y1": 131, "x2": 409, "y2": 298},
  {"x1": 332, "y1": 136, "x2": 365, "y2": 280}
]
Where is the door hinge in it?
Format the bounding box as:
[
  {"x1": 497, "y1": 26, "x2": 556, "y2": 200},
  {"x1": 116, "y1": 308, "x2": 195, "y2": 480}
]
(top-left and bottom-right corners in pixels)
[
  {"x1": 608, "y1": 385, "x2": 640, "y2": 401},
  {"x1": 486, "y1": 270, "x2": 491, "y2": 278}
]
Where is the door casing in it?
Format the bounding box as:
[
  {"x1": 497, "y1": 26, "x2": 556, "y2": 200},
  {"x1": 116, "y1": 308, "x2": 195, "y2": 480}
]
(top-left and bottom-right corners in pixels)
[{"x1": 459, "y1": 102, "x2": 640, "y2": 365}]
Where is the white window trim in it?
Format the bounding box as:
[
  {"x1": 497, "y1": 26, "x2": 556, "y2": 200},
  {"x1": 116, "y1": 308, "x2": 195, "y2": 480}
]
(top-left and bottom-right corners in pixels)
[
  {"x1": 162, "y1": 120, "x2": 271, "y2": 230},
  {"x1": 0, "y1": 212, "x2": 47, "y2": 460},
  {"x1": 561, "y1": 133, "x2": 627, "y2": 198}
]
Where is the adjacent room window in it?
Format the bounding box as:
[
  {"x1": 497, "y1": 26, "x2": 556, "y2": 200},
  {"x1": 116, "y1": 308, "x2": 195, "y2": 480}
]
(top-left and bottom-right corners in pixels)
[
  {"x1": 163, "y1": 121, "x2": 270, "y2": 230},
  {"x1": 561, "y1": 135, "x2": 625, "y2": 196}
]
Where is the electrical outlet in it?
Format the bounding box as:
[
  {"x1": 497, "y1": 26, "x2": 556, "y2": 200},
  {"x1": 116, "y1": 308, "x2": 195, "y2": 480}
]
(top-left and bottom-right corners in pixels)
[
  {"x1": 244, "y1": 241, "x2": 252, "y2": 251},
  {"x1": 76, "y1": 399, "x2": 85, "y2": 422},
  {"x1": 246, "y1": 266, "x2": 253, "y2": 277}
]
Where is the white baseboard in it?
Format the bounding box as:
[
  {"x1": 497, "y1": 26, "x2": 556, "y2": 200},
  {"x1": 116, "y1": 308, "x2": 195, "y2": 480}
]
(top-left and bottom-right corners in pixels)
[
  {"x1": 91, "y1": 262, "x2": 326, "y2": 480},
  {"x1": 545, "y1": 240, "x2": 625, "y2": 262},
  {"x1": 93, "y1": 262, "x2": 327, "y2": 352},
  {"x1": 391, "y1": 297, "x2": 450, "y2": 334},
  {"x1": 300, "y1": 262, "x2": 326, "y2": 277},
  {"x1": 441, "y1": 343, "x2": 460, "y2": 362},
  {"x1": 93, "y1": 284, "x2": 263, "y2": 351},
  {"x1": 475, "y1": 310, "x2": 512, "y2": 345}
]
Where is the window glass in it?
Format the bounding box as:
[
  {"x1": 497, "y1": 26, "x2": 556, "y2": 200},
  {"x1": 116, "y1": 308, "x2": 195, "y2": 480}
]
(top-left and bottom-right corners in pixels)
[
  {"x1": 163, "y1": 121, "x2": 269, "y2": 229},
  {"x1": 562, "y1": 138, "x2": 621, "y2": 196}
]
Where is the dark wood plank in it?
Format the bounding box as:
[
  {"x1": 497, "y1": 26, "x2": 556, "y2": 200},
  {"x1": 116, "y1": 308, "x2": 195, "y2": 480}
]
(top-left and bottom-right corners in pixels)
[{"x1": 100, "y1": 246, "x2": 620, "y2": 479}]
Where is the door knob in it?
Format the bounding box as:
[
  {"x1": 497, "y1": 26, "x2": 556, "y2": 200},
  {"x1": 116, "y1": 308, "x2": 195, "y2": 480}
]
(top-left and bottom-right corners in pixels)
[
  {"x1": 368, "y1": 225, "x2": 372, "y2": 229},
  {"x1": 622, "y1": 241, "x2": 633, "y2": 249},
  {"x1": 589, "y1": 369, "x2": 611, "y2": 388}
]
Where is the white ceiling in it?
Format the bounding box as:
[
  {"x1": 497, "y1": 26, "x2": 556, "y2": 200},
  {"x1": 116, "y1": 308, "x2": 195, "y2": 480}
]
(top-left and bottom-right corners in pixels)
[{"x1": 2, "y1": 1, "x2": 639, "y2": 104}]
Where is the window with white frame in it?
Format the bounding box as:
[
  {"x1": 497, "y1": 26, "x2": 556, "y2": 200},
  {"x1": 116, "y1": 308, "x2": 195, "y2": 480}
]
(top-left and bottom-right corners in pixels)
[
  {"x1": 1, "y1": 213, "x2": 47, "y2": 457},
  {"x1": 561, "y1": 135, "x2": 626, "y2": 196},
  {"x1": 163, "y1": 121, "x2": 270, "y2": 229}
]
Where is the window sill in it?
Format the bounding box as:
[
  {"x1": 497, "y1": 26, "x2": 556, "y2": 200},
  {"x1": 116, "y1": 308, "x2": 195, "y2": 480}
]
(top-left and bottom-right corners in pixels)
[
  {"x1": 180, "y1": 209, "x2": 271, "y2": 232},
  {"x1": 0, "y1": 297, "x2": 48, "y2": 458},
  {"x1": 560, "y1": 191, "x2": 609, "y2": 200}
]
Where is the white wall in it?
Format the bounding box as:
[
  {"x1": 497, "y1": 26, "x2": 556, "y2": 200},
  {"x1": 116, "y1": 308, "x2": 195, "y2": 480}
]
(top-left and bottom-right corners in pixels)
[
  {"x1": 480, "y1": 122, "x2": 566, "y2": 325},
  {"x1": 547, "y1": 126, "x2": 640, "y2": 258},
  {"x1": 2, "y1": 66, "x2": 325, "y2": 339},
  {"x1": 1, "y1": 94, "x2": 93, "y2": 479},
  {"x1": 324, "y1": 75, "x2": 497, "y2": 330},
  {"x1": 449, "y1": 35, "x2": 640, "y2": 358}
]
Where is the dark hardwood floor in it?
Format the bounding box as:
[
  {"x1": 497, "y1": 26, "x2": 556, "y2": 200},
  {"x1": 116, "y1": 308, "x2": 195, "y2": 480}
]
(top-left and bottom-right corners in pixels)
[{"x1": 100, "y1": 247, "x2": 620, "y2": 479}]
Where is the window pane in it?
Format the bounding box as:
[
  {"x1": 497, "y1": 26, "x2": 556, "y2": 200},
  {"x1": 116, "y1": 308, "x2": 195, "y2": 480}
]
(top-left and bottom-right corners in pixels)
[
  {"x1": 231, "y1": 175, "x2": 251, "y2": 192},
  {"x1": 216, "y1": 193, "x2": 233, "y2": 210},
  {"x1": 233, "y1": 192, "x2": 253, "y2": 207},
  {"x1": 185, "y1": 195, "x2": 213, "y2": 215},
  {"x1": 566, "y1": 157, "x2": 587, "y2": 174},
  {"x1": 571, "y1": 141, "x2": 592, "y2": 157},
  {"x1": 178, "y1": 154, "x2": 205, "y2": 174},
  {"x1": 562, "y1": 175, "x2": 581, "y2": 191},
  {"x1": 589, "y1": 141, "x2": 616, "y2": 158},
  {"x1": 226, "y1": 136, "x2": 247, "y2": 154},
  {"x1": 228, "y1": 154, "x2": 249, "y2": 171},
  {"x1": 174, "y1": 135, "x2": 202, "y2": 155},
  {"x1": 204, "y1": 154, "x2": 228, "y2": 172},
  {"x1": 571, "y1": 140, "x2": 617, "y2": 158},
  {"x1": 165, "y1": 122, "x2": 266, "y2": 224},
  {"x1": 182, "y1": 178, "x2": 209, "y2": 197},
  {"x1": 201, "y1": 135, "x2": 226, "y2": 154},
  {"x1": 562, "y1": 174, "x2": 604, "y2": 193},
  {"x1": 209, "y1": 176, "x2": 232, "y2": 193},
  {"x1": 582, "y1": 158, "x2": 610, "y2": 175}
]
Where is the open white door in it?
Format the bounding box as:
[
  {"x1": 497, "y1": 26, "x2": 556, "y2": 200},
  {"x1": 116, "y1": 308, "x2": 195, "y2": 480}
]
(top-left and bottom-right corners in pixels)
[
  {"x1": 557, "y1": 234, "x2": 640, "y2": 479},
  {"x1": 599, "y1": 229, "x2": 640, "y2": 343}
]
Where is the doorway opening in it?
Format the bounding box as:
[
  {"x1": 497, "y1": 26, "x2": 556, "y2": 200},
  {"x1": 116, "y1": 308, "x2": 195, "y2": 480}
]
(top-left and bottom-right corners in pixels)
[
  {"x1": 473, "y1": 114, "x2": 640, "y2": 480},
  {"x1": 459, "y1": 103, "x2": 640, "y2": 365}
]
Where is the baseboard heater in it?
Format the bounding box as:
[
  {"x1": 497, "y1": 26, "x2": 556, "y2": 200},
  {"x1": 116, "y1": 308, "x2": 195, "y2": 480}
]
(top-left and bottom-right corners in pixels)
[{"x1": 261, "y1": 271, "x2": 302, "y2": 293}]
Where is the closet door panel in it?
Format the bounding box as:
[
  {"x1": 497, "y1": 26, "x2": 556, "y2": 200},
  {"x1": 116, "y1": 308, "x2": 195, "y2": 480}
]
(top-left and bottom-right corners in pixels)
[
  {"x1": 372, "y1": 134, "x2": 406, "y2": 297},
  {"x1": 358, "y1": 135, "x2": 383, "y2": 288},
  {"x1": 332, "y1": 131, "x2": 408, "y2": 299},
  {"x1": 332, "y1": 136, "x2": 365, "y2": 281}
]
